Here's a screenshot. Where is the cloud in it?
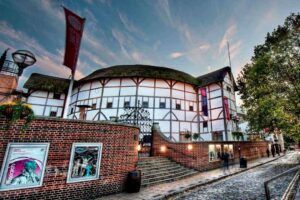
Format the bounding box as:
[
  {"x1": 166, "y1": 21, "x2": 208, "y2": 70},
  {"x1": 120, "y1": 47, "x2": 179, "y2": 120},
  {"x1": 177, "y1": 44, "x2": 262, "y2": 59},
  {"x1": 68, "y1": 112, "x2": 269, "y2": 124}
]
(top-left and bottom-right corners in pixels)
[
  {"x1": 219, "y1": 24, "x2": 237, "y2": 53},
  {"x1": 118, "y1": 12, "x2": 145, "y2": 38},
  {"x1": 81, "y1": 50, "x2": 107, "y2": 67},
  {"x1": 153, "y1": 40, "x2": 161, "y2": 51},
  {"x1": 158, "y1": 0, "x2": 173, "y2": 25},
  {"x1": 170, "y1": 52, "x2": 184, "y2": 59},
  {"x1": 229, "y1": 40, "x2": 242, "y2": 60},
  {"x1": 170, "y1": 43, "x2": 211, "y2": 60},
  {"x1": 0, "y1": 20, "x2": 84, "y2": 83}
]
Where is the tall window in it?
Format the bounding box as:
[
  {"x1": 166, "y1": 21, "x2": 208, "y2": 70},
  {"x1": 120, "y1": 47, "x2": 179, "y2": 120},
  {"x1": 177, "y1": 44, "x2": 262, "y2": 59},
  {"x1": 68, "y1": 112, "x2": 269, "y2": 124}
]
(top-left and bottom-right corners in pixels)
[
  {"x1": 176, "y1": 103, "x2": 181, "y2": 110},
  {"x1": 159, "y1": 102, "x2": 166, "y2": 108},
  {"x1": 53, "y1": 93, "x2": 61, "y2": 100},
  {"x1": 201, "y1": 88, "x2": 208, "y2": 116},
  {"x1": 50, "y1": 111, "x2": 57, "y2": 117},
  {"x1": 189, "y1": 105, "x2": 194, "y2": 111},
  {"x1": 226, "y1": 86, "x2": 232, "y2": 92},
  {"x1": 203, "y1": 121, "x2": 208, "y2": 128},
  {"x1": 142, "y1": 101, "x2": 149, "y2": 108},
  {"x1": 208, "y1": 144, "x2": 221, "y2": 162},
  {"x1": 124, "y1": 101, "x2": 130, "y2": 108},
  {"x1": 212, "y1": 131, "x2": 223, "y2": 141},
  {"x1": 106, "y1": 102, "x2": 112, "y2": 108}
]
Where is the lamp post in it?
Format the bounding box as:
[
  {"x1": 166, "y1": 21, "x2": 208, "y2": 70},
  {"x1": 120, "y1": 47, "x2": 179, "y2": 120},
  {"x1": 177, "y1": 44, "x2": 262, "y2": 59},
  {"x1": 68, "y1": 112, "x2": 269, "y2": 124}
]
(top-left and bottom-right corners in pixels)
[{"x1": 12, "y1": 50, "x2": 36, "y2": 76}]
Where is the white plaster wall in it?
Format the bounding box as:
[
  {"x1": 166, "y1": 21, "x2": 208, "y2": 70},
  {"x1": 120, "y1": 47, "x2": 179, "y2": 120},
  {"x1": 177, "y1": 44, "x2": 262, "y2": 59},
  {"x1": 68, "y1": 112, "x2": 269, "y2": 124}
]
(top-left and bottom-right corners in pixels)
[
  {"x1": 80, "y1": 83, "x2": 91, "y2": 91},
  {"x1": 172, "y1": 90, "x2": 184, "y2": 99},
  {"x1": 120, "y1": 87, "x2": 136, "y2": 96},
  {"x1": 30, "y1": 91, "x2": 48, "y2": 98},
  {"x1": 31, "y1": 105, "x2": 44, "y2": 116},
  {"x1": 91, "y1": 81, "x2": 101, "y2": 89},
  {"x1": 47, "y1": 99, "x2": 64, "y2": 107},
  {"x1": 210, "y1": 90, "x2": 222, "y2": 99},
  {"x1": 106, "y1": 79, "x2": 120, "y2": 87},
  {"x1": 173, "y1": 82, "x2": 184, "y2": 90},
  {"x1": 209, "y1": 83, "x2": 221, "y2": 91},
  {"x1": 140, "y1": 78, "x2": 154, "y2": 87},
  {"x1": 210, "y1": 98, "x2": 222, "y2": 109},
  {"x1": 156, "y1": 80, "x2": 169, "y2": 88},
  {"x1": 78, "y1": 91, "x2": 89, "y2": 100},
  {"x1": 211, "y1": 108, "x2": 223, "y2": 120},
  {"x1": 90, "y1": 88, "x2": 102, "y2": 98},
  {"x1": 211, "y1": 119, "x2": 224, "y2": 131},
  {"x1": 185, "y1": 84, "x2": 195, "y2": 93},
  {"x1": 27, "y1": 96, "x2": 47, "y2": 105},
  {"x1": 121, "y1": 79, "x2": 136, "y2": 86},
  {"x1": 138, "y1": 87, "x2": 154, "y2": 96},
  {"x1": 156, "y1": 88, "x2": 170, "y2": 97}
]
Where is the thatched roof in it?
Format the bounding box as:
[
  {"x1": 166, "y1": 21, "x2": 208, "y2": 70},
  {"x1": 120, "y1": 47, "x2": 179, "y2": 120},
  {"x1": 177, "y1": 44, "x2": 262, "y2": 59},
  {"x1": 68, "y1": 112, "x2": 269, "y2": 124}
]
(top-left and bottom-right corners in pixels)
[
  {"x1": 79, "y1": 65, "x2": 201, "y2": 85},
  {"x1": 24, "y1": 73, "x2": 71, "y2": 93},
  {"x1": 197, "y1": 66, "x2": 238, "y2": 91},
  {"x1": 23, "y1": 65, "x2": 238, "y2": 92}
]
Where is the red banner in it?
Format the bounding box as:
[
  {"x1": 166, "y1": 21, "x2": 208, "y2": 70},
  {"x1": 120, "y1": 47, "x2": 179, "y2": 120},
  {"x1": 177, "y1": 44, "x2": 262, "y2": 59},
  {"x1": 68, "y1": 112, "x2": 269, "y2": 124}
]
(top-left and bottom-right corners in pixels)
[
  {"x1": 63, "y1": 7, "x2": 85, "y2": 74},
  {"x1": 223, "y1": 97, "x2": 230, "y2": 120}
]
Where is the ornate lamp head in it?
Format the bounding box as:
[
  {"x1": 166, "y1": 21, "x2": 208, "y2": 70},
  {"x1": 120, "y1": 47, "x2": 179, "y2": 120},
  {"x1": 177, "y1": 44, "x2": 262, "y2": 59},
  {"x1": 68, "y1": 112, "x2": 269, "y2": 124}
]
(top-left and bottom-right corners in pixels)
[{"x1": 12, "y1": 50, "x2": 36, "y2": 75}]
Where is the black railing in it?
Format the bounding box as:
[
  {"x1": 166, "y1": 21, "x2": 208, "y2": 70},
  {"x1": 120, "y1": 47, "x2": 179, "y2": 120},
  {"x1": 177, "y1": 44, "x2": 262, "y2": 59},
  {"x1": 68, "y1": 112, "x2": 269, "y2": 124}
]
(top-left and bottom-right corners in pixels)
[
  {"x1": 264, "y1": 165, "x2": 300, "y2": 200},
  {"x1": 0, "y1": 60, "x2": 19, "y2": 76}
]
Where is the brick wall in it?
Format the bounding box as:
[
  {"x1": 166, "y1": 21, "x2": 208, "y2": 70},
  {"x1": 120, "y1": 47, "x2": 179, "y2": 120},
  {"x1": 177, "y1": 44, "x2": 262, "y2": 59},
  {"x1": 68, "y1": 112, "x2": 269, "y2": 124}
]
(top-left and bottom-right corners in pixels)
[
  {"x1": 0, "y1": 117, "x2": 139, "y2": 200},
  {"x1": 152, "y1": 125, "x2": 269, "y2": 171},
  {"x1": 0, "y1": 74, "x2": 18, "y2": 102}
]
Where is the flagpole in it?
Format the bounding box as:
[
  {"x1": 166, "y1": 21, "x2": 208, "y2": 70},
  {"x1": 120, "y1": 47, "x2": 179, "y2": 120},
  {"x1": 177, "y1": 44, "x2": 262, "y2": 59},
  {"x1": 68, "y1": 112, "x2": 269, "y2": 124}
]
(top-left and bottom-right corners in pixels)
[
  {"x1": 61, "y1": 6, "x2": 85, "y2": 119},
  {"x1": 63, "y1": 72, "x2": 74, "y2": 118}
]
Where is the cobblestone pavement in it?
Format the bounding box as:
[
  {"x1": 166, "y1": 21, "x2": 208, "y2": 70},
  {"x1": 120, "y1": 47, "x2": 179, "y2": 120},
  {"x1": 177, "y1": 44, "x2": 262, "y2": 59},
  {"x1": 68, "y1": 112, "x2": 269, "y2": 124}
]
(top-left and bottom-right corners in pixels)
[
  {"x1": 97, "y1": 154, "x2": 289, "y2": 200},
  {"x1": 173, "y1": 152, "x2": 300, "y2": 200}
]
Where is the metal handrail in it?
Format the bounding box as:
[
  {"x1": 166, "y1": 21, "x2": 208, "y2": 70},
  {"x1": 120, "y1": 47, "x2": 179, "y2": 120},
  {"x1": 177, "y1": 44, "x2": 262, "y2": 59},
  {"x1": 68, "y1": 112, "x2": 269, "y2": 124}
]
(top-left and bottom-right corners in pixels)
[{"x1": 264, "y1": 164, "x2": 300, "y2": 200}]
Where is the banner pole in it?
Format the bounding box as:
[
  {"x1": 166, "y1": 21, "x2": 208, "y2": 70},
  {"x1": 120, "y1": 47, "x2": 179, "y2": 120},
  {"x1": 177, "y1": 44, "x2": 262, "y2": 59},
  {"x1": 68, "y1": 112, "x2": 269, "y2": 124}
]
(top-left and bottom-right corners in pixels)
[{"x1": 63, "y1": 72, "x2": 74, "y2": 118}]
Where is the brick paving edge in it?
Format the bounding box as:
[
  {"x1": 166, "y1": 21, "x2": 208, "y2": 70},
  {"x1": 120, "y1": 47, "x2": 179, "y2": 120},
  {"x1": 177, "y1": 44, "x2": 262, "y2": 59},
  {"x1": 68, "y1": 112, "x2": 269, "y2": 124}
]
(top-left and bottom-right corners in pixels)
[{"x1": 156, "y1": 156, "x2": 284, "y2": 200}]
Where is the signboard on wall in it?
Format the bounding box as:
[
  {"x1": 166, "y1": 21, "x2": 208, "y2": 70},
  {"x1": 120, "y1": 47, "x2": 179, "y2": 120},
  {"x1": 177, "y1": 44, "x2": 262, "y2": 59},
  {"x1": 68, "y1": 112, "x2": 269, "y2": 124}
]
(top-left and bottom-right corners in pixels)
[
  {"x1": 67, "y1": 143, "x2": 102, "y2": 183},
  {"x1": 0, "y1": 143, "x2": 50, "y2": 191}
]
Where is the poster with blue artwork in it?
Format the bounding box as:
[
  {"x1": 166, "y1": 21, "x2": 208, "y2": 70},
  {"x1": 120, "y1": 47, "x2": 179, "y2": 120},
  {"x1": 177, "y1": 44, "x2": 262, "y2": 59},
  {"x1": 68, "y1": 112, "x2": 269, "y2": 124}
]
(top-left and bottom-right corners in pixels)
[{"x1": 67, "y1": 143, "x2": 102, "y2": 183}]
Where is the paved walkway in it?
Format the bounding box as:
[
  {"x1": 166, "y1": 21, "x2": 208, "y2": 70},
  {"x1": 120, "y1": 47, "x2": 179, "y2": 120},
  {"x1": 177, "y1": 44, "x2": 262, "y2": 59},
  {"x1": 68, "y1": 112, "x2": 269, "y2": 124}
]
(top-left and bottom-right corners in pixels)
[{"x1": 97, "y1": 155, "x2": 283, "y2": 200}]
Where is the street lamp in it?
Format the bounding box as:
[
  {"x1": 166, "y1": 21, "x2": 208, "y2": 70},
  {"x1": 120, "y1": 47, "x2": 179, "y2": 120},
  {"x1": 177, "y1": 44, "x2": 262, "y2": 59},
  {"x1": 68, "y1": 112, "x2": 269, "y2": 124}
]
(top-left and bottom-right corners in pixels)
[{"x1": 12, "y1": 50, "x2": 36, "y2": 76}]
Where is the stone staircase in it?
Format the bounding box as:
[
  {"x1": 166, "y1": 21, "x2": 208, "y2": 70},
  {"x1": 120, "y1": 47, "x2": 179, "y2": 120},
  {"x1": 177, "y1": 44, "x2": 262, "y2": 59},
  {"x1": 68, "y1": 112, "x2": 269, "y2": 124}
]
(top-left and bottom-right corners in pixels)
[{"x1": 137, "y1": 156, "x2": 198, "y2": 187}]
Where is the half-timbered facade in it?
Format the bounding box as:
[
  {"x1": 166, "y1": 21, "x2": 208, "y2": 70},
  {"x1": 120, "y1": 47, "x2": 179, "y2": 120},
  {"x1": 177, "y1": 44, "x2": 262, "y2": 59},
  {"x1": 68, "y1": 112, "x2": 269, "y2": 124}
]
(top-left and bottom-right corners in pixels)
[
  {"x1": 24, "y1": 73, "x2": 70, "y2": 118},
  {"x1": 24, "y1": 65, "x2": 238, "y2": 142}
]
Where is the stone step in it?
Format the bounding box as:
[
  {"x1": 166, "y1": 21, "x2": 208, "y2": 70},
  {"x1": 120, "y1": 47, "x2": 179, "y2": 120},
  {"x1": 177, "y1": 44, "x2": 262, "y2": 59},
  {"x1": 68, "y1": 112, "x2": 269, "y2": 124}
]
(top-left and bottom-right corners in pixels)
[
  {"x1": 141, "y1": 170, "x2": 198, "y2": 187},
  {"x1": 138, "y1": 156, "x2": 198, "y2": 187},
  {"x1": 137, "y1": 159, "x2": 173, "y2": 167},
  {"x1": 142, "y1": 167, "x2": 189, "y2": 179},
  {"x1": 142, "y1": 168, "x2": 196, "y2": 184},
  {"x1": 139, "y1": 165, "x2": 183, "y2": 175},
  {"x1": 137, "y1": 162, "x2": 179, "y2": 171},
  {"x1": 138, "y1": 156, "x2": 167, "y2": 161}
]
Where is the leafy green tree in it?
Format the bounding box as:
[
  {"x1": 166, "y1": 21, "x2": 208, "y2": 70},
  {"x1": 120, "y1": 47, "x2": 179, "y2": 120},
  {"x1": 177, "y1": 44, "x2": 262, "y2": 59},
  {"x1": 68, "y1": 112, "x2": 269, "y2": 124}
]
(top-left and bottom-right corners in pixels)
[{"x1": 238, "y1": 13, "x2": 300, "y2": 141}]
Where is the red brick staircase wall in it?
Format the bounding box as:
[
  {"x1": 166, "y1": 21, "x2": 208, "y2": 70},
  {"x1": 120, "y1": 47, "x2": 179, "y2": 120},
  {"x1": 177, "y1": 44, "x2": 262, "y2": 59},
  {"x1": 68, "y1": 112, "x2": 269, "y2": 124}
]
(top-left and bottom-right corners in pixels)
[{"x1": 152, "y1": 127, "x2": 269, "y2": 171}]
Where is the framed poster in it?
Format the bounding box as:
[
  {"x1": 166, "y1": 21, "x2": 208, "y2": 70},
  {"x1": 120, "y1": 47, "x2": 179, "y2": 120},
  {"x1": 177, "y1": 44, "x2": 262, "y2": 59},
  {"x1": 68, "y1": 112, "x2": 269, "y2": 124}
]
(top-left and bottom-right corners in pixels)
[
  {"x1": 67, "y1": 143, "x2": 102, "y2": 183},
  {"x1": 0, "y1": 143, "x2": 50, "y2": 191}
]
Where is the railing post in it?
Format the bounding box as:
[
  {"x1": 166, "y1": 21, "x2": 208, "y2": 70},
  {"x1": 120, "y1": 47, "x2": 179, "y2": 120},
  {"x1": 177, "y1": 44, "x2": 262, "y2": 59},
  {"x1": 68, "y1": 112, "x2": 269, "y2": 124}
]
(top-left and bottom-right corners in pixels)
[{"x1": 264, "y1": 181, "x2": 271, "y2": 200}]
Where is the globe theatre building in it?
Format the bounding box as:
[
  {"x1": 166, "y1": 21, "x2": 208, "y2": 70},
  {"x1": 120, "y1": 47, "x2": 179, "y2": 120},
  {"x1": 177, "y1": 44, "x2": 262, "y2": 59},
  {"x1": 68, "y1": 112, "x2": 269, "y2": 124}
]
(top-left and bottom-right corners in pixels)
[{"x1": 24, "y1": 65, "x2": 238, "y2": 142}]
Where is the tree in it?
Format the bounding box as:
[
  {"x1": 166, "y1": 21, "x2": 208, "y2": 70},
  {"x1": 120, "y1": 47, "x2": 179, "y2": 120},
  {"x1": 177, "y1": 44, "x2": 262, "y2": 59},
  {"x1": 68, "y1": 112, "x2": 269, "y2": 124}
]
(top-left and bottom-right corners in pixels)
[
  {"x1": 238, "y1": 13, "x2": 300, "y2": 141},
  {"x1": 0, "y1": 48, "x2": 9, "y2": 71}
]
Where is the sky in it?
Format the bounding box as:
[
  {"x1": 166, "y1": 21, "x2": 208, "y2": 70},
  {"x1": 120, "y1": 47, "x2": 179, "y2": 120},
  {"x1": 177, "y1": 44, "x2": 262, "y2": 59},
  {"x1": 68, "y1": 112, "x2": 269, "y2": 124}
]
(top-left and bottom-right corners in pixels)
[{"x1": 0, "y1": 0, "x2": 300, "y2": 105}]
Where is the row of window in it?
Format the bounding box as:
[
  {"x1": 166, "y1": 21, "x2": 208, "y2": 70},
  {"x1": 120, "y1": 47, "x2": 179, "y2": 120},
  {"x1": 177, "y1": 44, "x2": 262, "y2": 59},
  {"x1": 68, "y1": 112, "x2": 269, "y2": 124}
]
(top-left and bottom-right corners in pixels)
[{"x1": 72, "y1": 102, "x2": 197, "y2": 111}]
